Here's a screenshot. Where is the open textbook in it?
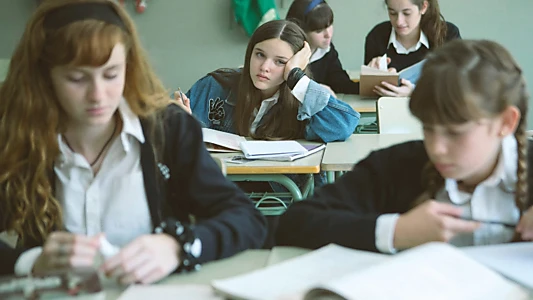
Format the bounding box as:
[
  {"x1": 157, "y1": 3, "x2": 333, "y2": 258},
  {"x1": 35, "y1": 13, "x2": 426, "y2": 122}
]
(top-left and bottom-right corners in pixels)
[
  {"x1": 202, "y1": 128, "x2": 324, "y2": 161},
  {"x1": 202, "y1": 128, "x2": 246, "y2": 152},
  {"x1": 462, "y1": 242, "x2": 533, "y2": 290},
  {"x1": 212, "y1": 243, "x2": 529, "y2": 300},
  {"x1": 359, "y1": 59, "x2": 426, "y2": 98}
]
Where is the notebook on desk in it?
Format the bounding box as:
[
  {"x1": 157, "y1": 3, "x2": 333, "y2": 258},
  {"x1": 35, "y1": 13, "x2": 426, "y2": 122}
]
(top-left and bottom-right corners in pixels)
[
  {"x1": 212, "y1": 243, "x2": 529, "y2": 300},
  {"x1": 239, "y1": 141, "x2": 325, "y2": 161},
  {"x1": 202, "y1": 128, "x2": 246, "y2": 152}
]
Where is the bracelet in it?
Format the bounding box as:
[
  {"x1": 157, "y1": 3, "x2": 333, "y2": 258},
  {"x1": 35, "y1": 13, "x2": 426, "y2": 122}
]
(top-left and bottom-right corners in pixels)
[
  {"x1": 154, "y1": 218, "x2": 201, "y2": 273},
  {"x1": 286, "y1": 67, "x2": 305, "y2": 90}
]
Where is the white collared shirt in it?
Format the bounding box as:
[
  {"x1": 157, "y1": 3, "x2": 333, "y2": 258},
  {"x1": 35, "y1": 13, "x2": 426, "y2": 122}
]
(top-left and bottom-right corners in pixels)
[
  {"x1": 14, "y1": 100, "x2": 152, "y2": 274},
  {"x1": 388, "y1": 29, "x2": 429, "y2": 54},
  {"x1": 376, "y1": 135, "x2": 520, "y2": 253},
  {"x1": 309, "y1": 46, "x2": 331, "y2": 64},
  {"x1": 249, "y1": 77, "x2": 310, "y2": 134},
  {"x1": 55, "y1": 99, "x2": 152, "y2": 247}
]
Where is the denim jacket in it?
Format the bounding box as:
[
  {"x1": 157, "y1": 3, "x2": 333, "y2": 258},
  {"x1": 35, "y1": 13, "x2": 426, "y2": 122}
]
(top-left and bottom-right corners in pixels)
[{"x1": 186, "y1": 69, "x2": 360, "y2": 142}]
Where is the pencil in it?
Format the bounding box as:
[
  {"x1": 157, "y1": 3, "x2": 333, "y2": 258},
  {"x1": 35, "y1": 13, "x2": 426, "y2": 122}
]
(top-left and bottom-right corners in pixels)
[
  {"x1": 460, "y1": 217, "x2": 516, "y2": 229},
  {"x1": 177, "y1": 87, "x2": 185, "y2": 101}
]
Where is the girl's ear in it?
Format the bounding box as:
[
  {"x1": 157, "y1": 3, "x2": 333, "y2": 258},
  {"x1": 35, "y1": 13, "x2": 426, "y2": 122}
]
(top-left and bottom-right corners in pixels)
[
  {"x1": 421, "y1": 1, "x2": 429, "y2": 15},
  {"x1": 499, "y1": 105, "x2": 521, "y2": 136}
]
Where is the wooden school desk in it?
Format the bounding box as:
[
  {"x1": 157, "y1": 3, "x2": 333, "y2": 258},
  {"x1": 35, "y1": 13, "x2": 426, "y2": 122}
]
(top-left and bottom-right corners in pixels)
[
  {"x1": 321, "y1": 133, "x2": 422, "y2": 183},
  {"x1": 211, "y1": 148, "x2": 324, "y2": 215},
  {"x1": 336, "y1": 93, "x2": 376, "y2": 114}
]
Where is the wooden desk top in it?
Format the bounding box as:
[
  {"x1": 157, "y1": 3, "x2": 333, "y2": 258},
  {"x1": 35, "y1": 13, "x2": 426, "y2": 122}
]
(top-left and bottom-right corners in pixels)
[
  {"x1": 211, "y1": 147, "x2": 324, "y2": 175},
  {"x1": 337, "y1": 94, "x2": 377, "y2": 113},
  {"x1": 321, "y1": 133, "x2": 423, "y2": 172}
]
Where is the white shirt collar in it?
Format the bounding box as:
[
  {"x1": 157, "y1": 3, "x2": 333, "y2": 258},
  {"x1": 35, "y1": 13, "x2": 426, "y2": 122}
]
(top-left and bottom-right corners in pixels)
[
  {"x1": 250, "y1": 91, "x2": 279, "y2": 134},
  {"x1": 445, "y1": 134, "x2": 517, "y2": 204},
  {"x1": 388, "y1": 29, "x2": 429, "y2": 54},
  {"x1": 57, "y1": 98, "x2": 145, "y2": 159},
  {"x1": 118, "y1": 98, "x2": 145, "y2": 152},
  {"x1": 309, "y1": 45, "x2": 331, "y2": 64}
]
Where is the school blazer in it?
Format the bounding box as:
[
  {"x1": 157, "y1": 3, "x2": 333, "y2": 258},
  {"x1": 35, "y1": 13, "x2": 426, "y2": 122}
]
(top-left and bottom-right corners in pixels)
[
  {"x1": 276, "y1": 140, "x2": 533, "y2": 251},
  {"x1": 0, "y1": 104, "x2": 267, "y2": 275}
]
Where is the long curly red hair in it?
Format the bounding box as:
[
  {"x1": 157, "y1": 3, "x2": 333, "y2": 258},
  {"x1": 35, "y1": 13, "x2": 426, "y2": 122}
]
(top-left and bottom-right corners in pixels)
[{"x1": 0, "y1": 0, "x2": 170, "y2": 245}]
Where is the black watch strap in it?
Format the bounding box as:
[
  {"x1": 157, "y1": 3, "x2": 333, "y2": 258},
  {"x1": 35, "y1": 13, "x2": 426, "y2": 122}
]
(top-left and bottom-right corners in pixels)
[{"x1": 287, "y1": 67, "x2": 305, "y2": 90}]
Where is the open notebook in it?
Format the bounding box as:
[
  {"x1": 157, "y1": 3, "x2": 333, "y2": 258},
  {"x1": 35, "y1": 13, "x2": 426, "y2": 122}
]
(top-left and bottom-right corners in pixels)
[
  {"x1": 202, "y1": 128, "x2": 246, "y2": 153},
  {"x1": 202, "y1": 128, "x2": 324, "y2": 161},
  {"x1": 359, "y1": 59, "x2": 426, "y2": 98},
  {"x1": 211, "y1": 243, "x2": 529, "y2": 300}
]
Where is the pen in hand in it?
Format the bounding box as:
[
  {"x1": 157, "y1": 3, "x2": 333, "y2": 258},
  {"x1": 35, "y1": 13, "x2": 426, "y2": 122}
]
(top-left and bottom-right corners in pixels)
[{"x1": 460, "y1": 216, "x2": 516, "y2": 229}]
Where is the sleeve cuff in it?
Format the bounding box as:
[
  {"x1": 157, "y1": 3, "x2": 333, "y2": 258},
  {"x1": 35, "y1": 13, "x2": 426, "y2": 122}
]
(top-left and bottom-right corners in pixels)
[
  {"x1": 375, "y1": 213, "x2": 400, "y2": 254},
  {"x1": 290, "y1": 75, "x2": 311, "y2": 103},
  {"x1": 14, "y1": 247, "x2": 43, "y2": 275}
]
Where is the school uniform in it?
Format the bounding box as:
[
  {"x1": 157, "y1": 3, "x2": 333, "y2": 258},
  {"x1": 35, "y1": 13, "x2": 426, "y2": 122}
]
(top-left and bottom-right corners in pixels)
[
  {"x1": 0, "y1": 102, "x2": 267, "y2": 276},
  {"x1": 276, "y1": 136, "x2": 533, "y2": 252},
  {"x1": 308, "y1": 43, "x2": 360, "y2": 94},
  {"x1": 364, "y1": 21, "x2": 461, "y2": 72}
]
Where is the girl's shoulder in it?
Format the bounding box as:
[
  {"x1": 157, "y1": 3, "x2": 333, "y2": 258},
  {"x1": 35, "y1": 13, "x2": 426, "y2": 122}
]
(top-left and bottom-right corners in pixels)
[
  {"x1": 444, "y1": 21, "x2": 461, "y2": 40},
  {"x1": 366, "y1": 21, "x2": 392, "y2": 39}
]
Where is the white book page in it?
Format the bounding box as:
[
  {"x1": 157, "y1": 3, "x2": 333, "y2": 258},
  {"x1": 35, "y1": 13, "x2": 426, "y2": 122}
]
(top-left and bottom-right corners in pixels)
[
  {"x1": 202, "y1": 128, "x2": 246, "y2": 151},
  {"x1": 310, "y1": 243, "x2": 528, "y2": 300},
  {"x1": 463, "y1": 242, "x2": 533, "y2": 289},
  {"x1": 117, "y1": 284, "x2": 222, "y2": 300},
  {"x1": 211, "y1": 244, "x2": 388, "y2": 300},
  {"x1": 378, "y1": 54, "x2": 388, "y2": 71},
  {"x1": 240, "y1": 140, "x2": 307, "y2": 157}
]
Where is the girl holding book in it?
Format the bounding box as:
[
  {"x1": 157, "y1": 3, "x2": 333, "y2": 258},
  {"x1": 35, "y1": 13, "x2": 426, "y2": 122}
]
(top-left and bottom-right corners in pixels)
[
  {"x1": 276, "y1": 39, "x2": 533, "y2": 252},
  {"x1": 179, "y1": 20, "x2": 360, "y2": 143},
  {"x1": 285, "y1": 0, "x2": 359, "y2": 95},
  {"x1": 0, "y1": 0, "x2": 266, "y2": 282},
  {"x1": 365, "y1": 0, "x2": 461, "y2": 97}
]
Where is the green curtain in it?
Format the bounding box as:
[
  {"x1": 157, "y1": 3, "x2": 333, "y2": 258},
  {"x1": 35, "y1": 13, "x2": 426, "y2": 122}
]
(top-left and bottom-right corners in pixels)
[{"x1": 232, "y1": 0, "x2": 279, "y2": 36}]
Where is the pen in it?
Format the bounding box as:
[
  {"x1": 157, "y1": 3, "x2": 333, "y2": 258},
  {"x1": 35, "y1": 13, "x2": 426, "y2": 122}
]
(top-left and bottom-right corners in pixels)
[
  {"x1": 460, "y1": 217, "x2": 517, "y2": 229},
  {"x1": 177, "y1": 87, "x2": 185, "y2": 102}
]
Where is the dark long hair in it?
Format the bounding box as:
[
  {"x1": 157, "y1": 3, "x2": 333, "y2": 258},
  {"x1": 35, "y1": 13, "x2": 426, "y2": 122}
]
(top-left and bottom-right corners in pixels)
[
  {"x1": 234, "y1": 20, "x2": 308, "y2": 140},
  {"x1": 410, "y1": 39, "x2": 529, "y2": 212},
  {"x1": 286, "y1": 0, "x2": 334, "y2": 32}
]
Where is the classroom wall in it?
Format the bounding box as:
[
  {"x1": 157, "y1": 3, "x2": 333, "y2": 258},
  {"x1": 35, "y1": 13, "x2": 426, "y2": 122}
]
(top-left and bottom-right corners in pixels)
[{"x1": 1, "y1": 0, "x2": 532, "y2": 126}]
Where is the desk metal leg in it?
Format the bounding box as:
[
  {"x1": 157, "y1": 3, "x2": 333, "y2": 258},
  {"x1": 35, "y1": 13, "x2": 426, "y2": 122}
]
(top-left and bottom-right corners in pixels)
[
  {"x1": 326, "y1": 171, "x2": 335, "y2": 184},
  {"x1": 228, "y1": 174, "x2": 308, "y2": 216},
  {"x1": 228, "y1": 174, "x2": 304, "y2": 200}
]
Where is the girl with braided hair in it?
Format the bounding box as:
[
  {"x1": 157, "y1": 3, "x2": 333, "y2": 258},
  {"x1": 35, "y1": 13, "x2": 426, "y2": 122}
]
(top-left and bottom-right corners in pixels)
[{"x1": 276, "y1": 39, "x2": 533, "y2": 252}]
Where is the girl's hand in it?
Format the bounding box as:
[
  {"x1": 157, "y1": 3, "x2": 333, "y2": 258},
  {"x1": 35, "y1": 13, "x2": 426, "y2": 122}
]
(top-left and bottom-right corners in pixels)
[
  {"x1": 367, "y1": 56, "x2": 391, "y2": 69},
  {"x1": 101, "y1": 234, "x2": 180, "y2": 285},
  {"x1": 32, "y1": 232, "x2": 101, "y2": 273},
  {"x1": 516, "y1": 206, "x2": 533, "y2": 240},
  {"x1": 374, "y1": 78, "x2": 414, "y2": 97},
  {"x1": 173, "y1": 91, "x2": 191, "y2": 114},
  {"x1": 394, "y1": 201, "x2": 480, "y2": 250},
  {"x1": 284, "y1": 41, "x2": 312, "y2": 80}
]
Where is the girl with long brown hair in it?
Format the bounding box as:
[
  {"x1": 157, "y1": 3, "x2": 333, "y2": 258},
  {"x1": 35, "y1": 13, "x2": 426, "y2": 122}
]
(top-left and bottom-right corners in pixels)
[
  {"x1": 181, "y1": 19, "x2": 360, "y2": 143},
  {"x1": 276, "y1": 39, "x2": 533, "y2": 252},
  {"x1": 0, "y1": 0, "x2": 266, "y2": 283},
  {"x1": 365, "y1": 0, "x2": 461, "y2": 97}
]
